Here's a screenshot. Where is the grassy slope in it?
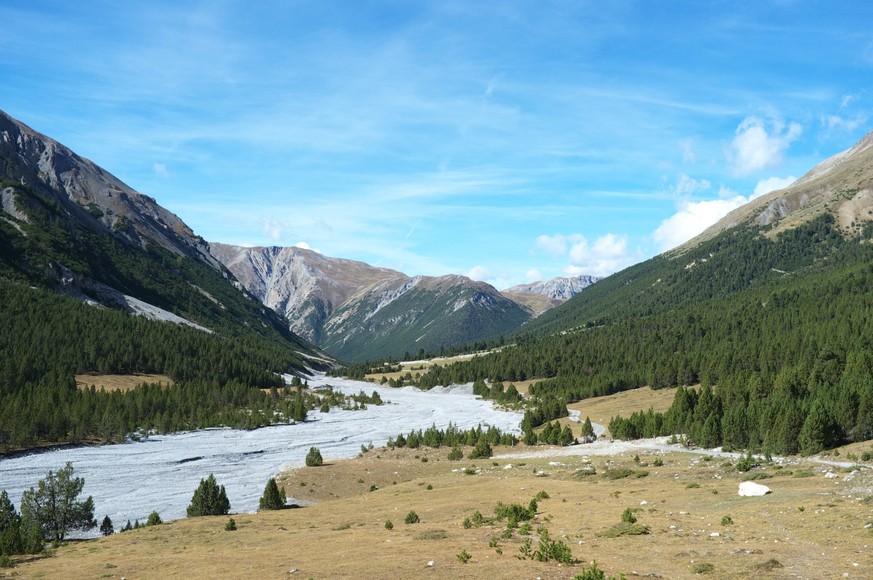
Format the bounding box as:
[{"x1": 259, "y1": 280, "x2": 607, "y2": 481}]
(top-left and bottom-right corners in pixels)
[{"x1": 12, "y1": 387, "x2": 873, "y2": 579}]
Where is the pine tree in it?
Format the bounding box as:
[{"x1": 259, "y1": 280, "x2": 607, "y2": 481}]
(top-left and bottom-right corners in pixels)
[
  {"x1": 258, "y1": 478, "x2": 286, "y2": 511},
  {"x1": 99, "y1": 515, "x2": 114, "y2": 536},
  {"x1": 305, "y1": 447, "x2": 323, "y2": 467},
  {"x1": 186, "y1": 474, "x2": 231, "y2": 517},
  {"x1": 20, "y1": 462, "x2": 96, "y2": 542}
]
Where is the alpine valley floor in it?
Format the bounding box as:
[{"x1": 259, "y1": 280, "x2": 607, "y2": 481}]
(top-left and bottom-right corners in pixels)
[{"x1": 9, "y1": 435, "x2": 873, "y2": 579}]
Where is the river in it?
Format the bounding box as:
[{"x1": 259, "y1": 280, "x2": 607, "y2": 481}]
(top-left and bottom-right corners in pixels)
[{"x1": 0, "y1": 375, "x2": 522, "y2": 534}]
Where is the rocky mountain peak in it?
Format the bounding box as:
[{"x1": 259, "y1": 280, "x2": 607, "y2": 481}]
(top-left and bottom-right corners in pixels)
[{"x1": 0, "y1": 109, "x2": 218, "y2": 268}]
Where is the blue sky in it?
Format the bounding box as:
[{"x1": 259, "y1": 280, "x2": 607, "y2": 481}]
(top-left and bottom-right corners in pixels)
[{"x1": 2, "y1": 1, "x2": 871, "y2": 288}]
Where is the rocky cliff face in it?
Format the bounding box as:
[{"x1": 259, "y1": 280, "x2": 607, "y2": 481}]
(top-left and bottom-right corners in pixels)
[
  {"x1": 0, "y1": 109, "x2": 218, "y2": 268},
  {"x1": 210, "y1": 244, "x2": 532, "y2": 361},
  {"x1": 208, "y1": 243, "x2": 407, "y2": 343}
]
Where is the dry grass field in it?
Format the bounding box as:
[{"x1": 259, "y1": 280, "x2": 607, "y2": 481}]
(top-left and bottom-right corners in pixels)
[
  {"x1": 74, "y1": 373, "x2": 174, "y2": 392},
  {"x1": 568, "y1": 386, "x2": 682, "y2": 434},
  {"x1": 10, "y1": 439, "x2": 873, "y2": 579}
]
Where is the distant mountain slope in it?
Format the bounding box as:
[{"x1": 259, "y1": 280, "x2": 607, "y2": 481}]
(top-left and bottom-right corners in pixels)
[
  {"x1": 210, "y1": 244, "x2": 532, "y2": 361},
  {"x1": 0, "y1": 109, "x2": 325, "y2": 369},
  {"x1": 208, "y1": 243, "x2": 406, "y2": 344},
  {"x1": 501, "y1": 274, "x2": 600, "y2": 316},
  {"x1": 417, "y1": 129, "x2": 873, "y2": 455}
]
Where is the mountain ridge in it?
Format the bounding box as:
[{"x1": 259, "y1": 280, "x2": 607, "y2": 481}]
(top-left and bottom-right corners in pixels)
[{"x1": 209, "y1": 243, "x2": 535, "y2": 361}]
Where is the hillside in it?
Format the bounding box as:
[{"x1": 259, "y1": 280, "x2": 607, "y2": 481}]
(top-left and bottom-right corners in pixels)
[
  {"x1": 0, "y1": 110, "x2": 329, "y2": 450},
  {"x1": 210, "y1": 243, "x2": 533, "y2": 361},
  {"x1": 416, "y1": 130, "x2": 873, "y2": 455}
]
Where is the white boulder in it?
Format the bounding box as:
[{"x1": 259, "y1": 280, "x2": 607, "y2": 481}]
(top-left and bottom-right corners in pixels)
[{"x1": 738, "y1": 481, "x2": 771, "y2": 496}]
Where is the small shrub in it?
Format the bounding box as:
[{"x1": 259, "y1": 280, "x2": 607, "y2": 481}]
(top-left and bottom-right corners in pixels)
[
  {"x1": 686, "y1": 482, "x2": 700, "y2": 489},
  {"x1": 146, "y1": 511, "x2": 162, "y2": 526},
  {"x1": 621, "y1": 508, "x2": 637, "y2": 524},
  {"x1": 605, "y1": 468, "x2": 648, "y2": 480},
  {"x1": 518, "y1": 522, "x2": 532, "y2": 535},
  {"x1": 224, "y1": 518, "x2": 237, "y2": 531},
  {"x1": 405, "y1": 510, "x2": 420, "y2": 524},
  {"x1": 457, "y1": 549, "x2": 472, "y2": 564},
  {"x1": 416, "y1": 529, "x2": 448, "y2": 540},
  {"x1": 447, "y1": 445, "x2": 464, "y2": 461},
  {"x1": 421, "y1": 457, "x2": 428, "y2": 463},
  {"x1": 735, "y1": 451, "x2": 758, "y2": 472},
  {"x1": 305, "y1": 447, "x2": 324, "y2": 467},
  {"x1": 369, "y1": 485, "x2": 378, "y2": 492},
  {"x1": 0, "y1": 554, "x2": 13, "y2": 569},
  {"x1": 518, "y1": 537, "x2": 533, "y2": 559},
  {"x1": 469, "y1": 440, "x2": 493, "y2": 459},
  {"x1": 534, "y1": 528, "x2": 575, "y2": 564},
  {"x1": 742, "y1": 472, "x2": 772, "y2": 481},
  {"x1": 535, "y1": 490, "x2": 550, "y2": 500},
  {"x1": 572, "y1": 560, "x2": 616, "y2": 580},
  {"x1": 463, "y1": 517, "x2": 472, "y2": 529},
  {"x1": 426, "y1": 484, "x2": 433, "y2": 490},
  {"x1": 862, "y1": 452, "x2": 871, "y2": 461},
  {"x1": 471, "y1": 510, "x2": 484, "y2": 526},
  {"x1": 690, "y1": 562, "x2": 714, "y2": 574},
  {"x1": 793, "y1": 469, "x2": 814, "y2": 478},
  {"x1": 575, "y1": 465, "x2": 597, "y2": 477},
  {"x1": 721, "y1": 515, "x2": 733, "y2": 526},
  {"x1": 385, "y1": 520, "x2": 393, "y2": 530},
  {"x1": 653, "y1": 457, "x2": 664, "y2": 467},
  {"x1": 488, "y1": 536, "x2": 499, "y2": 548},
  {"x1": 597, "y1": 522, "x2": 650, "y2": 538},
  {"x1": 463, "y1": 467, "x2": 477, "y2": 475}
]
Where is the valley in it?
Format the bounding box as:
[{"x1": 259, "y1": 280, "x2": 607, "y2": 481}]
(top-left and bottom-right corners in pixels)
[{"x1": 2, "y1": 80, "x2": 873, "y2": 578}]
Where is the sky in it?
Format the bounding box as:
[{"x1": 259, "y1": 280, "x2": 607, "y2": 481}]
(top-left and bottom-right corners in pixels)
[{"x1": 1, "y1": 1, "x2": 871, "y2": 288}]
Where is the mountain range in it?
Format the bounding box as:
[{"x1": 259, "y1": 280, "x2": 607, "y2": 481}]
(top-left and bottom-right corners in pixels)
[
  {"x1": 208, "y1": 244, "x2": 598, "y2": 361},
  {"x1": 0, "y1": 108, "x2": 599, "y2": 366}
]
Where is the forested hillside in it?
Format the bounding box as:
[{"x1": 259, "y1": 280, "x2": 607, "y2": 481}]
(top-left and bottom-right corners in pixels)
[
  {"x1": 0, "y1": 113, "x2": 330, "y2": 452},
  {"x1": 415, "y1": 213, "x2": 873, "y2": 455}
]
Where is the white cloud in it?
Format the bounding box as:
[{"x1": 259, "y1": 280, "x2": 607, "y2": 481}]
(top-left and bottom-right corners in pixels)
[
  {"x1": 263, "y1": 218, "x2": 293, "y2": 242},
  {"x1": 753, "y1": 175, "x2": 796, "y2": 198},
  {"x1": 465, "y1": 265, "x2": 492, "y2": 281},
  {"x1": 153, "y1": 163, "x2": 169, "y2": 177},
  {"x1": 524, "y1": 269, "x2": 542, "y2": 283},
  {"x1": 674, "y1": 174, "x2": 711, "y2": 196},
  {"x1": 566, "y1": 233, "x2": 637, "y2": 277},
  {"x1": 730, "y1": 116, "x2": 802, "y2": 175},
  {"x1": 532, "y1": 233, "x2": 583, "y2": 256},
  {"x1": 821, "y1": 113, "x2": 867, "y2": 133},
  {"x1": 653, "y1": 196, "x2": 748, "y2": 252}
]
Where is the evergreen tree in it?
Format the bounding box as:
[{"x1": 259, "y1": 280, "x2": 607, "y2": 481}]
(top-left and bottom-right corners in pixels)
[
  {"x1": 305, "y1": 447, "x2": 323, "y2": 467},
  {"x1": 146, "y1": 511, "x2": 162, "y2": 526},
  {"x1": 0, "y1": 490, "x2": 22, "y2": 555},
  {"x1": 99, "y1": 515, "x2": 114, "y2": 536},
  {"x1": 258, "y1": 478, "x2": 286, "y2": 511},
  {"x1": 20, "y1": 462, "x2": 96, "y2": 542},
  {"x1": 186, "y1": 474, "x2": 231, "y2": 517}
]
